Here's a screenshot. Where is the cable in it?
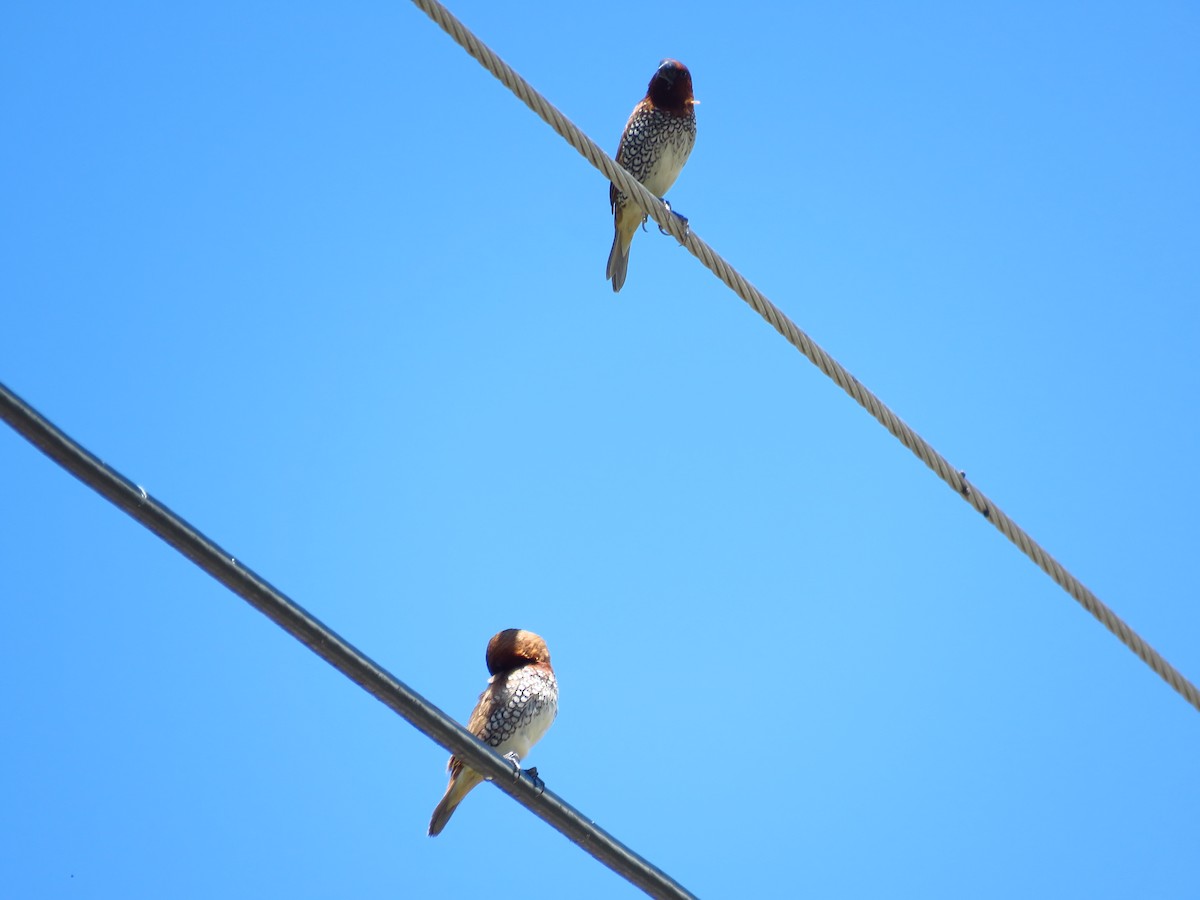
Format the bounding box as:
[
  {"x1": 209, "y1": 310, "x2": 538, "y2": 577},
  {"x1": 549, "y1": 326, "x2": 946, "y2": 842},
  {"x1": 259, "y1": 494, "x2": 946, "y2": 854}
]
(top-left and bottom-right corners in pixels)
[
  {"x1": 0, "y1": 381, "x2": 698, "y2": 900},
  {"x1": 3, "y1": 14, "x2": 1194, "y2": 898},
  {"x1": 407, "y1": 0, "x2": 1200, "y2": 715}
]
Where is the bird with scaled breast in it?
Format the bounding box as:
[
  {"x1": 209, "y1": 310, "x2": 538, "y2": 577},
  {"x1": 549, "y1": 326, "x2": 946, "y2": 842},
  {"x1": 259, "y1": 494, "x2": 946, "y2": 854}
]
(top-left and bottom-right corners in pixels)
[
  {"x1": 606, "y1": 58, "x2": 698, "y2": 293},
  {"x1": 428, "y1": 629, "x2": 558, "y2": 836}
]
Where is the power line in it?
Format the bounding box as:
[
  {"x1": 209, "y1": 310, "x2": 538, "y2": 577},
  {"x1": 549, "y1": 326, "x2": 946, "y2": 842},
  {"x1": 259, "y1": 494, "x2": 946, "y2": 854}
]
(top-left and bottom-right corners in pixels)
[
  {"x1": 4, "y1": 7, "x2": 1195, "y2": 896},
  {"x1": 407, "y1": 0, "x2": 1200, "y2": 715},
  {"x1": 0, "y1": 381, "x2": 698, "y2": 900}
]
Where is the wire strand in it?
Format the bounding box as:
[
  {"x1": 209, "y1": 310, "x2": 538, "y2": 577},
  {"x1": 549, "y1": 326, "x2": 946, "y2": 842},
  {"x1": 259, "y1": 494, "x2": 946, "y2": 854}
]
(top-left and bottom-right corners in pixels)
[
  {"x1": 0, "y1": 381, "x2": 699, "y2": 900},
  {"x1": 408, "y1": 0, "x2": 1200, "y2": 714}
]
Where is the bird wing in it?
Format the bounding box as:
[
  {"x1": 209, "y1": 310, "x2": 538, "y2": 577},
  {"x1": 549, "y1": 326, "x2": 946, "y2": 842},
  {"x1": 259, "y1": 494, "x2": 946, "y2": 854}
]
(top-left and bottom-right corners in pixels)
[{"x1": 447, "y1": 678, "x2": 499, "y2": 778}]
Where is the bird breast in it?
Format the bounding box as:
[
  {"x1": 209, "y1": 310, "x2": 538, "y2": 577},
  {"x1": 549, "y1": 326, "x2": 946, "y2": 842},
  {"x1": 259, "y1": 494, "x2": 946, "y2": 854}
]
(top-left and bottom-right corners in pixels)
[
  {"x1": 619, "y1": 107, "x2": 697, "y2": 200},
  {"x1": 486, "y1": 666, "x2": 558, "y2": 760}
]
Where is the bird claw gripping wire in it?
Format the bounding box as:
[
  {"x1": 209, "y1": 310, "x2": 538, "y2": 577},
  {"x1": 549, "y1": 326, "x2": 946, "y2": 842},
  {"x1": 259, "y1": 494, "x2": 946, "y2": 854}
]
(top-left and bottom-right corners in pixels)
[
  {"x1": 668, "y1": 208, "x2": 690, "y2": 238},
  {"x1": 657, "y1": 199, "x2": 689, "y2": 237},
  {"x1": 637, "y1": 199, "x2": 689, "y2": 238},
  {"x1": 503, "y1": 750, "x2": 523, "y2": 781},
  {"x1": 502, "y1": 752, "x2": 545, "y2": 793},
  {"x1": 524, "y1": 766, "x2": 546, "y2": 795}
]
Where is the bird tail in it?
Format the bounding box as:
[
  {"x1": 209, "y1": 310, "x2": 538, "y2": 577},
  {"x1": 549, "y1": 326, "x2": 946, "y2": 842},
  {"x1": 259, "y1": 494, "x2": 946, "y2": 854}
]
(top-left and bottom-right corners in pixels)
[
  {"x1": 428, "y1": 767, "x2": 484, "y2": 836},
  {"x1": 606, "y1": 229, "x2": 630, "y2": 292},
  {"x1": 605, "y1": 206, "x2": 641, "y2": 293}
]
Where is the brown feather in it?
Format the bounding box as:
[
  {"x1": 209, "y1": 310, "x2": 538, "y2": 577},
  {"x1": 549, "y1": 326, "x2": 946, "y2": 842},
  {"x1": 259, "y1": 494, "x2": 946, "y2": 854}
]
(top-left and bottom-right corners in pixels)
[{"x1": 645, "y1": 59, "x2": 695, "y2": 114}]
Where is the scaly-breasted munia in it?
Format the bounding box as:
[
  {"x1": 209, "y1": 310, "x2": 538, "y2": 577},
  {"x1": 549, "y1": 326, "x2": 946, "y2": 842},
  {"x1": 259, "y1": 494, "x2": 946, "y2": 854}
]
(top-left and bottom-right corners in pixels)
[
  {"x1": 428, "y1": 629, "x2": 558, "y2": 836},
  {"x1": 606, "y1": 58, "x2": 697, "y2": 293}
]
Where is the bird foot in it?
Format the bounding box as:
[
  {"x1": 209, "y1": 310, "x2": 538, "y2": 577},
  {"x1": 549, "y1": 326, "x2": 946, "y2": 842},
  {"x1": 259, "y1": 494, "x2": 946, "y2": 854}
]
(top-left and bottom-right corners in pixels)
[
  {"x1": 501, "y1": 752, "x2": 544, "y2": 793},
  {"x1": 524, "y1": 767, "x2": 545, "y2": 795},
  {"x1": 657, "y1": 199, "x2": 689, "y2": 236},
  {"x1": 503, "y1": 751, "x2": 522, "y2": 782},
  {"x1": 636, "y1": 200, "x2": 689, "y2": 237}
]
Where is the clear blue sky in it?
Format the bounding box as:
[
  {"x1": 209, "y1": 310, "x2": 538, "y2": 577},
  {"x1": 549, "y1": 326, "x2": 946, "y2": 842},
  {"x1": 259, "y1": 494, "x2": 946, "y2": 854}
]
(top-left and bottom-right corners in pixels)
[{"x1": 3, "y1": 2, "x2": 1198, "y2": 898}]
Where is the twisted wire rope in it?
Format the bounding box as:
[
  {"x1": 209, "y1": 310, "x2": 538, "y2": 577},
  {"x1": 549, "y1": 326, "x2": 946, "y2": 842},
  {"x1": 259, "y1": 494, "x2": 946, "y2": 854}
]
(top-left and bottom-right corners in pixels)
[{"x1": 409, "y1": 0, "x2": 1200, "y2": 713}]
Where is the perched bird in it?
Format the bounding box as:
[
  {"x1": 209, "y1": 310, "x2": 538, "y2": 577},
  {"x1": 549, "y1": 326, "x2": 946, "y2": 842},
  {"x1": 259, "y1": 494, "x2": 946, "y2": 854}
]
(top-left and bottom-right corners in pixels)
[
  {"x1": 606, "y1": 58, "x2": 698, "y2": 292},
  {"x1": 428, "y1": 629, "x2": 558, "y2": 836}
]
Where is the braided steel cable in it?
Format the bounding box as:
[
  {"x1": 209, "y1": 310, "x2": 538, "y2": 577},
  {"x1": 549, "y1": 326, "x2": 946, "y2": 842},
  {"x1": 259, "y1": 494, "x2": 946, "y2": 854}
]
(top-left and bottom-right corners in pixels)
[{"x1": 408, "y1": 0, "x2": 1200, "y2": 713}]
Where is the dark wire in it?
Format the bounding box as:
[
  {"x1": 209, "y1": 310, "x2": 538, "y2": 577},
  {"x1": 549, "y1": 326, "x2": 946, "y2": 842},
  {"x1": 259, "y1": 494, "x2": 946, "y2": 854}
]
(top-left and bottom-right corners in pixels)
[{"x1": 0, "y1": 380, "x2": 698, "y2": 900}]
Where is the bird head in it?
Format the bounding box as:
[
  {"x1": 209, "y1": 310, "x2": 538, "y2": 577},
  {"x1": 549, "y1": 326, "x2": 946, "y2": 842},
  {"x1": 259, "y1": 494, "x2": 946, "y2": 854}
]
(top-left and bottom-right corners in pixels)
[
  {"x1": 485, "y1": 629, "x2": 552, "y2": 675},
  {"x1": 646, "y1": 59, "x2": 696, "y2": 112}
]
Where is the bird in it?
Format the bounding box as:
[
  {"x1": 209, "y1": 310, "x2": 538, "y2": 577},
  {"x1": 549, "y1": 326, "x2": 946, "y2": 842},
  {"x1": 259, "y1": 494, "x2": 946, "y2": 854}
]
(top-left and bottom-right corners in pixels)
[
  {"x1": 428, "y1": 629, "x2": 558, "y2": 836},
  {"x1": 606, "y1": 58, "x2": 698, "y2": 293}
]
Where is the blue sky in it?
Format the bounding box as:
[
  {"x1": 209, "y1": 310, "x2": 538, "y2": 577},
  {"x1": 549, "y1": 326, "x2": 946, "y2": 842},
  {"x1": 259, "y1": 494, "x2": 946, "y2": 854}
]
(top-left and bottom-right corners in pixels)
[{"x1": 3, "y1": 2, "x2": 1199, "y2": 897}]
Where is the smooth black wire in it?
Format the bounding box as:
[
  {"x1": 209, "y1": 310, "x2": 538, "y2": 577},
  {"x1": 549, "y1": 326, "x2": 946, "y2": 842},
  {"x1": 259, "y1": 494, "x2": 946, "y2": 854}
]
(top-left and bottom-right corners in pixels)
[{"x1": 0, "y1": 380, "x2": 698, "y2": 900}]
